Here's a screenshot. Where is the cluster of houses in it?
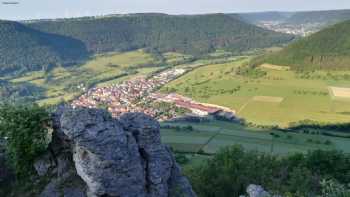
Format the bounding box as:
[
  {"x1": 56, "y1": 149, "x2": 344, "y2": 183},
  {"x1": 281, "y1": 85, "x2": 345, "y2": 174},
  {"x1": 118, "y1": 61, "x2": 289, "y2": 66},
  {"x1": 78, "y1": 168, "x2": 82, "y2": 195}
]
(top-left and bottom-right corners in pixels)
[
  {"x1": 72, "y1": 69, "x2": 187, "y2": 119},
  {"x1": 257, "y1": 21, "x2": 316, "y2": 36},
  {"x1": 72, "y1": 67, "x2": 236, "y2": 121}
]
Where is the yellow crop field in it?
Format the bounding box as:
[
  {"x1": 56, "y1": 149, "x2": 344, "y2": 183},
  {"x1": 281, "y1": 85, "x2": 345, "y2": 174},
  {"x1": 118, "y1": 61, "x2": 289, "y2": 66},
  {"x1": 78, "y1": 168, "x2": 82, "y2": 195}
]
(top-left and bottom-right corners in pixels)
[{"x1": 329, "y1": 86, "x2": 350, "y2": 99}]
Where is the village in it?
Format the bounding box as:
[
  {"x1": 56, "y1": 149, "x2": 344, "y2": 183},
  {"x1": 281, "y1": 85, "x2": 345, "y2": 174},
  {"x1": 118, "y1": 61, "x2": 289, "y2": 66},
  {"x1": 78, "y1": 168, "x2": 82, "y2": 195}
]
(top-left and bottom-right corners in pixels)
[
  {"x1": 72, "y1": 68, "x2": 236, "y2": 121},
  {"x1": 256, "y1": 21, "x2": 317, "y2": 36}
]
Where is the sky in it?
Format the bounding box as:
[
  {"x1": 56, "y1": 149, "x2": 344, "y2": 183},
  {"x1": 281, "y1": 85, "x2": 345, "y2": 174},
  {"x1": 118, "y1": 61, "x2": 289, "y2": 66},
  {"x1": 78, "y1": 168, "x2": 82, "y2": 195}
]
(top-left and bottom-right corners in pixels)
[{"x1": 1, "y1": 0, "x2": 350, "y2": 20}]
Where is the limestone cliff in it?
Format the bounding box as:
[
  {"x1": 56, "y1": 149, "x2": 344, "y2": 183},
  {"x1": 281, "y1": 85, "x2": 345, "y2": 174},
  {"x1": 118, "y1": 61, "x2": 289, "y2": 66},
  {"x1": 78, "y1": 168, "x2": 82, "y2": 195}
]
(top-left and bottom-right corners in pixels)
[{"x1": 35, "y1": 106, "x2": 196, "y2": 197}]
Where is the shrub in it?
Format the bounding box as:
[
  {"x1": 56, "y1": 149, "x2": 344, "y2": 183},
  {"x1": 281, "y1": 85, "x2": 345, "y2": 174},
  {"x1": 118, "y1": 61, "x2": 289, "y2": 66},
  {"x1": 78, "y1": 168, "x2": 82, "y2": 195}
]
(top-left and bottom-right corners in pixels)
[
  {"x1": 324, "y1": 140, "x2": 332, "y2": 145},
  {"x1": 185, "y1": 125, "x2": 194, "y2": 132},
  {"x1": 321, "y1": 179, "x2": 350, "y2": 197},
  {"x1": 0, "y1": 103, "x2": 52, "y2": 177},
  {"x1": 235, "y1": 66, "x2": 267, "y2": 78},
  {"x1": 175, "y1": 153, "x2": 190, "y2": 165}
]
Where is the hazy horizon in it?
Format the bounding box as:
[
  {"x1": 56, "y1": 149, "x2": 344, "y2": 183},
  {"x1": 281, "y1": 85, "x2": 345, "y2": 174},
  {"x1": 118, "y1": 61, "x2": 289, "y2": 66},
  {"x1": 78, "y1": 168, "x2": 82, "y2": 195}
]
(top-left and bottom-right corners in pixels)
[{"x1": 1, "y1": 0, "x2": 350, "y2": 20}]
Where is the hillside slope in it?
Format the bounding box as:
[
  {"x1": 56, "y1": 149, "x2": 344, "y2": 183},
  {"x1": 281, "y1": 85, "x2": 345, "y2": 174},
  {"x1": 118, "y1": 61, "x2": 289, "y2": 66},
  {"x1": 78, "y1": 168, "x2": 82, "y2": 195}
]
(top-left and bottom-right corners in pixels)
[
  {"x1": 0, "y1": 20, "x2": 88, "y2": 76},
  {"x1": 258, "y1": 20, "x2": 350, "y2": 70},
  {"x1": 29, "y1": 14, "x2": 294, "y2": 56},
  {"x1": 0, "y1": 79, "x2": 45, "y2": 103}
]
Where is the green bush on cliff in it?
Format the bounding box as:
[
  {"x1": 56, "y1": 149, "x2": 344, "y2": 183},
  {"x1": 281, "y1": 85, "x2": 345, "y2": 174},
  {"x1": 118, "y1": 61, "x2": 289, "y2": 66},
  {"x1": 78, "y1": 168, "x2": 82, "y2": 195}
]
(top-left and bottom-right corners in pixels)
[{"x1": 0, "y1": 103, "x2": 51, "y2": 177}]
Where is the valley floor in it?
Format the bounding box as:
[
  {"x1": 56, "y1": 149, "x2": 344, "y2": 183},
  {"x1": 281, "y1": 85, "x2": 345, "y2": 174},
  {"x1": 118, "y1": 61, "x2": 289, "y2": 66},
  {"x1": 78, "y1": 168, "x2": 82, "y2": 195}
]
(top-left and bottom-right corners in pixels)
[
  {"x1": 161, "y1": 120, "x2": 350, "y2": 154},
  {"x1": 160, "y1": 119, "x2": 350, "y2": 171},
  {"x1": 4, "y1": 49, "x2": 350, "y2": 160},
  {"x1": 162, "y1": 57, "x2": 350, "y2": 127}
]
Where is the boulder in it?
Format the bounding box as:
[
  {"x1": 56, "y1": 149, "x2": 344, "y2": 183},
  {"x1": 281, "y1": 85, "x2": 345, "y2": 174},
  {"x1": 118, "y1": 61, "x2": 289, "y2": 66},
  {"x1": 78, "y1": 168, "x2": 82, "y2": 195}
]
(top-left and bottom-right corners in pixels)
[{"x1": 246, "y1": 184, "x2": 271, "y2": 197}]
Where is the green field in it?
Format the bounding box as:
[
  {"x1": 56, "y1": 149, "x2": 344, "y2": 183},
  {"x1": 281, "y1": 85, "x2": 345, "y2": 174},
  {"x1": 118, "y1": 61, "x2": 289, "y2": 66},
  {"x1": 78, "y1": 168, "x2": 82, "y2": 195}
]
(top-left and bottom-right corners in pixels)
[
  {"x1": 162, "y1": 57, "x2": 350, "y2": 126},
  {"x1": 161, "y1": 120, "x2": 350, "y2": 156},
  {"x1": 6, "y1": 50, "x2": 160, "y2": 105}
]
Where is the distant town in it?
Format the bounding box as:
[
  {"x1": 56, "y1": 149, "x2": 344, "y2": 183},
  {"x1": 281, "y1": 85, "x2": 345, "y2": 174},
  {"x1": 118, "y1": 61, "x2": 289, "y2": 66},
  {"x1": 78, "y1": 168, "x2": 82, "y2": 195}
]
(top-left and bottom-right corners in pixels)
[
  {"x1": 257, "y1": 21, "x2": 321, "y2": 36},
  {"x1": 72, "y1": 68, "x2": 236, "y2": 121}
]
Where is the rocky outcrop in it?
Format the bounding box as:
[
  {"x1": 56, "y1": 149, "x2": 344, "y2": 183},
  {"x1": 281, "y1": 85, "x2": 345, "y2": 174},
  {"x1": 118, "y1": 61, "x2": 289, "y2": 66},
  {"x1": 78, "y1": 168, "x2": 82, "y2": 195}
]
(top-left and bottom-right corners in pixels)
[
  {"x1": 241, "y1": 184, "x2": 282, "y2": 197},
  {"x1": 246, "y1": 185, "x2": 270, "y2": 197},
  {"x1": 37, "y1": 106, "x2": 196, "y2": 197},
  {"x1": 0, "y1": 139, "x2": 14, "y2": 195}
]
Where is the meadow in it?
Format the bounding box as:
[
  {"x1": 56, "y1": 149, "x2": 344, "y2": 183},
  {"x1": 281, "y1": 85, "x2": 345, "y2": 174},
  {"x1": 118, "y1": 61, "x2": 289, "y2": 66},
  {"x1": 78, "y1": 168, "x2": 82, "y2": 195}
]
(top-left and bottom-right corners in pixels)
[
  {"x1": 161, "y1": 120, "x2": 350, "y2": 169},
  {"x1": 162, "y1": 58, "x2": 350, "y2": 127},
  {"x1": 161, "y1": 120, "x2": 350, "y2": 155}
]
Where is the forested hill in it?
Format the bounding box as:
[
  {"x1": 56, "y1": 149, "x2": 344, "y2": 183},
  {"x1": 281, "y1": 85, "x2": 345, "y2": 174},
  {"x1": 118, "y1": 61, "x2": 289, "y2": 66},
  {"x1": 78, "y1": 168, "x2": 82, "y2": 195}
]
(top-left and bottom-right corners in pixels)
[
  {"x1": 257, "y1": 20, "x2": 350, "y2": 70},
  {"x1": 285, "y1": 9, "x2": 350, "y2": 25},
  {"x1": 0, "y1": 20, "x2": 88, "y2": 76},
  {"x1": 0, "y1": 14, "x2": 294, "y2": 76},
  {"x1": 28, "y1": 14, "x2": 294, "y2": 55}
]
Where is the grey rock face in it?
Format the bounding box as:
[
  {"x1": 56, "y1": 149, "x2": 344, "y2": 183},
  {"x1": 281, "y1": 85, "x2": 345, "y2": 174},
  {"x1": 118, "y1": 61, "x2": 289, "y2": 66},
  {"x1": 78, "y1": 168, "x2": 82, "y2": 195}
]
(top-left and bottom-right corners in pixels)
[
  {"x1": 120, "y1": 113, "x2": 172, "y2": 197},
  {"x1": 60, "y1": 108, "x2": 146, "y2": 197},
  {"x1": 167, "y1": 149, "x2": 198, "y2": 197},
  {"x1": 246, "y1": 184, "x2": 271, "y2": 197},
  {"x1": 34, "y1": 153, "x2": 55, "y2": 176},
  {"x1": 40, "y1": 172, "x2": 87, "y2": 197},
  {"x1": 42, "y1": 107, "x2": 196, "y2": 197},
  {"x1": 0, "y1": 139, "x2": 14, "y2": 190}
]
